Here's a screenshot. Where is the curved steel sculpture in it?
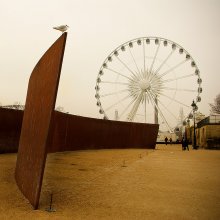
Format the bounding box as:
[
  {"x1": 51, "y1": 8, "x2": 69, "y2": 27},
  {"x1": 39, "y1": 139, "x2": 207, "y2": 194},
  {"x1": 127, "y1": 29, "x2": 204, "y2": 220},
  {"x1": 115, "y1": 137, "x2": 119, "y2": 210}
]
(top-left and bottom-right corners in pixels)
[
  {"x1": 15, "y1": 33, "x2": 67, "y2": 209},
  {"x1": 14, "y1": 33, "x2": 158, "y2": 209}
]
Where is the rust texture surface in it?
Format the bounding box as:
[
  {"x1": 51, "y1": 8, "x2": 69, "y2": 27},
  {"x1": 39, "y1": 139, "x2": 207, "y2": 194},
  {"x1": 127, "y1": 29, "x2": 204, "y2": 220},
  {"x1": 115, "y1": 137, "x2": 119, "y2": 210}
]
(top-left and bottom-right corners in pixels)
[
  {"x1": 15, "y1": 33, "x2": 67, "y2": 209},
  {"x1": 0, "y1": 108, "x2": 23, "y2": 153},
  {"x1": 1, "y1": 109, "x2": 158, "y2": 153},
  {"x1": 49, "y1": 112, "x2": 159, "y2": 153}
]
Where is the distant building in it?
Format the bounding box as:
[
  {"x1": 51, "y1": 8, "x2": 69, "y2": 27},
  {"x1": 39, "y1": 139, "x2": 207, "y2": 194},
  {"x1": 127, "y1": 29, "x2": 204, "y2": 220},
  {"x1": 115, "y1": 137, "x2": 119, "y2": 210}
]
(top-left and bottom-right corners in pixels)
[
  {"x1": 158, "y1": 114, "x2": 220, "y2": 148},
  {"x1": 195, "y1": 115, "x2": 220, "y2": 149}
]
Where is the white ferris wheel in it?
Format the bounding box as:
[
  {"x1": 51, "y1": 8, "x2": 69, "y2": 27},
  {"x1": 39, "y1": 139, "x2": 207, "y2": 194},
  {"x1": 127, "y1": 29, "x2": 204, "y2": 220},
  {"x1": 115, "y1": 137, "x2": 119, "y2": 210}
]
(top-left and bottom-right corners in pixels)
[{"x1": 95, "y1": 37, "x2": 202, "y2": 132}]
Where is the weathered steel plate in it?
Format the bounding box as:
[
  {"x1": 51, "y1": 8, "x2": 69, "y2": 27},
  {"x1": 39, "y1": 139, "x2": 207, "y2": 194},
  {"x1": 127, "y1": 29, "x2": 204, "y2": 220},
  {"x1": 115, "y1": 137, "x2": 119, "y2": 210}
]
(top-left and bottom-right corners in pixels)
[
  {"x1": 49, "y1": 112, "x2": 159, "y2": 152},
  {"x1": 15, "y1": 33, "x2": 67, "y2": 209},
  {"x1": 1, "y1": 109, "x2": 158, "y2": 153}
]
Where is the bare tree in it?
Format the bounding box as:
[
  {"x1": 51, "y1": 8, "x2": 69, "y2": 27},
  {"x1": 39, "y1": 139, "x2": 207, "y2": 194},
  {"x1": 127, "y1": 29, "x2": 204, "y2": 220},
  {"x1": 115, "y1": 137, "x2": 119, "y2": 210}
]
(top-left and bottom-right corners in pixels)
[
  {"x1": 0, "y1": 102, "x2": 25, "y2": 110},
  {"x1": 13, "y1": 102, "x2": 24, "y2": 110},
  {"x1": 210, "y1": 93, "x2": 220, "y2": 114}
]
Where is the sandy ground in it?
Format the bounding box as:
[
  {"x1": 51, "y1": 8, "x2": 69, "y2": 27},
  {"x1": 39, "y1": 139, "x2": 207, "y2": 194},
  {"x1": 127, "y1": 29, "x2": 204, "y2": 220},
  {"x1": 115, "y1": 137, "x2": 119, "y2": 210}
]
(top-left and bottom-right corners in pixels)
[{"x1": 0, "y1": 144, "x2": 220, "y2": 220}]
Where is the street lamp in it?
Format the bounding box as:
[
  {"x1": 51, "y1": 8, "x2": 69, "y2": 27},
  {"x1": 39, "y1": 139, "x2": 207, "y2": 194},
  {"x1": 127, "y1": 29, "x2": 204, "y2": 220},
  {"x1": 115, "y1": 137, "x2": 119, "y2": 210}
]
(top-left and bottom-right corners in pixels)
[{"x1": 191, "y1": 100, "x2": 198, "y2": 149}]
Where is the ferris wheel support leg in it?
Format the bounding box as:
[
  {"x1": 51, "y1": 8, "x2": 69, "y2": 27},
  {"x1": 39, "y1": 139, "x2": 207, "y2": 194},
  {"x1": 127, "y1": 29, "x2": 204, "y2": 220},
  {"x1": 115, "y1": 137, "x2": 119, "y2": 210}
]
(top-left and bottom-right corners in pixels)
[
  {"x1": 154, "y1": 96, "x2": 158, "y2": 124},
  {"x1": 127, "y1": 92, "x2": 144, "y2": 122}
]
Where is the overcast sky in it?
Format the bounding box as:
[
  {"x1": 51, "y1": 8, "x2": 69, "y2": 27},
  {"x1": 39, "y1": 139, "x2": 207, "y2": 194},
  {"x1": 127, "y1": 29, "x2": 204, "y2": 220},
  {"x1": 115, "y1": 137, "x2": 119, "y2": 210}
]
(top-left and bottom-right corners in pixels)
[{"x1": 0, "y1": 0, "x2": 219, "y2": 123}]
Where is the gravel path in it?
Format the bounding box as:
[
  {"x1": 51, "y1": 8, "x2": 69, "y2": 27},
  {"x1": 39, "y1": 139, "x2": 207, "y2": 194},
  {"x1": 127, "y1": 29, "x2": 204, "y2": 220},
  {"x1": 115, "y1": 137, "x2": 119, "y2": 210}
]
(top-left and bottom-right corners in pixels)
[{"x1": 0, "y1": 145, "x2": 220, "y2": 219}]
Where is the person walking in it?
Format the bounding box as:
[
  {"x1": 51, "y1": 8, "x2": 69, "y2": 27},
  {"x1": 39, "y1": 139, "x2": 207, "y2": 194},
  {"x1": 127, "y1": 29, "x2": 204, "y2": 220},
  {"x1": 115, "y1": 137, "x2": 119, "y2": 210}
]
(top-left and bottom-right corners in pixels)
[
  {"x1": 169, "y1": 137, "x2": 172, "y2": 145},
  {"x1": 181, "y1": 138, "x2": 185, "y2": 151},
  {"x1": 184, "y1": 138, "x2": 189, "y2": 151},
  {"x1": 165, "y1": 137, "x2": 168, "y2": 145}
]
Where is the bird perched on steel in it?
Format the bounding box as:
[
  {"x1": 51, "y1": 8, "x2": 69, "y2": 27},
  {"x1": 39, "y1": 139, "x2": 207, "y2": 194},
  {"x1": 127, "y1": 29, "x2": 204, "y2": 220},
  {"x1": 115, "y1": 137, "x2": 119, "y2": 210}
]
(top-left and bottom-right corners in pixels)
[{"x1": 53, "y1": 25, "x2": 69, "y2": 33}]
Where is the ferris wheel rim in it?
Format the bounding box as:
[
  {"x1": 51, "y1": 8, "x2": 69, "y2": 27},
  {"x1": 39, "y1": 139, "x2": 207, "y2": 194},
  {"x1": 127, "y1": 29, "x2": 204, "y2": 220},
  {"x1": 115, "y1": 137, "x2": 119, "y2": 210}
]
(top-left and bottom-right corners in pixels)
[
  {"x1": 99, "y1": 36, "x2": 201, "y2": 75},
  {"x1": 95, "y1": 36, "x2": 202, "y2": 131}
]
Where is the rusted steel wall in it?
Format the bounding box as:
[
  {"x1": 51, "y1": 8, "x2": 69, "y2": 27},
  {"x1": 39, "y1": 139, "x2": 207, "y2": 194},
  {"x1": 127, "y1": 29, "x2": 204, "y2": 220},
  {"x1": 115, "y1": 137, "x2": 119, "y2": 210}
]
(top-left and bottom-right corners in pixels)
[
  {"x1": 15, "y1": 33, "x2": 67, "y2": 209},
  {"x1": 0, "y1": 108, "x2": 23, "y2": 153},
  {"x1": 48, "y1": 112, "x2": 159, "y2": 153},
  {"x1": 0, "y1": 109, "x2": 158, "y2": 153}
]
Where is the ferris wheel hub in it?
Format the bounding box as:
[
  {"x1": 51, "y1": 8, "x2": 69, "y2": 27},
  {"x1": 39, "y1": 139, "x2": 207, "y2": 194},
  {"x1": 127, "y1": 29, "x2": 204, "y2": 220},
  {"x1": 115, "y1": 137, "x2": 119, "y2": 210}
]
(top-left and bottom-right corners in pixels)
[{"x1": 139, "y1": 79, "x2": 151, "y2": 91}]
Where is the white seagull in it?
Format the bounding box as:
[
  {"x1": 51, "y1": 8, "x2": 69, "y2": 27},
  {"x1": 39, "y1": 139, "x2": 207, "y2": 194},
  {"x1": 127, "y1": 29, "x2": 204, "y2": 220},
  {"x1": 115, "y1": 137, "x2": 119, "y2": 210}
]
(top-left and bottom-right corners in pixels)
[{"x1": 53, "y1": 25, "x2": 69, "y2": 33}]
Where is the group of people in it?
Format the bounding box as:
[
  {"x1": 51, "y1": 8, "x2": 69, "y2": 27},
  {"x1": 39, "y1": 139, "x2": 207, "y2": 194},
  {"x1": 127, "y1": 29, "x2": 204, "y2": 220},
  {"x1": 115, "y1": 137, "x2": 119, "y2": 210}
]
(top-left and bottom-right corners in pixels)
[
  {"x1": 164, "y1": 137, "x2": 172, "y2": 145},
  {"x1": 164, "y1": 136, "x2": 189, "y2": 151}
]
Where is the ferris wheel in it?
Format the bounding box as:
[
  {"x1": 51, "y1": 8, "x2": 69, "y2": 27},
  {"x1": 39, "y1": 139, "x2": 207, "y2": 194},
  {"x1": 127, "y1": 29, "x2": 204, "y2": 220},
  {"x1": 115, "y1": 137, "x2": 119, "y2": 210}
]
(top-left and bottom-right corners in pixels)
[{"x1": 95, "y1": 37, "x2": 202, "y2": 132}]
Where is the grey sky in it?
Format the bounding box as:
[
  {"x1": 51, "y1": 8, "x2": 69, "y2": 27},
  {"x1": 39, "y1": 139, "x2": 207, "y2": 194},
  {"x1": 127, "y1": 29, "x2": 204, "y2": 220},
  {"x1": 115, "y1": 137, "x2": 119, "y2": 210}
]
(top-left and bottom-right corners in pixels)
[{"x1": 0, "y1": 0, "x2": 219, "y2": 122}]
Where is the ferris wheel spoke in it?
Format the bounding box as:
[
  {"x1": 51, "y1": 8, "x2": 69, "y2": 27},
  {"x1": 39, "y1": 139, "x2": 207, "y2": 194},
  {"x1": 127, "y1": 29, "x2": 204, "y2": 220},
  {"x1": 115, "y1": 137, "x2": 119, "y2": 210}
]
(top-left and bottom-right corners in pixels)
[
  {"x1": 101, "y1": 81, "x2": 129, "y2": 86},
  {"x1": 115, "y1": 56, "x2": 137, "y2": 78},
  {"x1": 130, "y1": 93, "x2": 143, "y2": 102},
  {"x1": 105, "y1": 94, "x2": 131, "y2": 111},
  {"x1": 162, "y1": 73, "x2": 195, "y2": 83},
  {"x1": 151, "y1": 93, "x2": 178, "y2": 120},
  {"x1": 127, "y1": 91, "x2": 144, "y2": 122},
  {"x1": 149, "y1": 42, "x2": 161, "y2": 73},
  {"x1": 159, "y1": 59, "x2": 188, "y2": 78},
  {"x1": 100, "y1": 89, "x2": 128, "y2": 97},
  {"x1": 162, "y1": 87, "x2": 197, "y2": 93},
  {"x1": 144, "y1": 93, "x2": 147, "y2": 123},
  {"x1": 129, "y1": 89, "x2": 141, "y2": 98},
  {"x1": 154, "y1": 50, "x2": 174, "y2": 74},
  {"x1": 160, "y1": 93, "x2": 190, "y2": 108},
  {"x1": 128, "y1": 47, "x2": 141, "y2": 74},
  {"x1": 154, "y1": 95, "x2": 158, "y2": 124},
  {"x1": 148, "y1": 92, "x2": 173, "y2": 132},
  {"x1": 118, "y1": 97, "x2": 137, "y2": 120},
  {"x1": 106, "y1": 67, "x2": 134, "y2": 81},
  {"x1": 143, "y1": 39, "x2": 146, "y2": 73}
]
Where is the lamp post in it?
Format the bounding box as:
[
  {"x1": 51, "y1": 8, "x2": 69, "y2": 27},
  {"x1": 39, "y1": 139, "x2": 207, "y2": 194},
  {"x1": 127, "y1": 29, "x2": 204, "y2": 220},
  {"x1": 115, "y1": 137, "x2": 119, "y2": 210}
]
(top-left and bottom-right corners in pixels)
[
  {"x1": 191, "y1": 100, "x2": 198, "y2": 149},
  {"x1": 182, "y1": 120, "x2": 187, "y2": 139}
]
